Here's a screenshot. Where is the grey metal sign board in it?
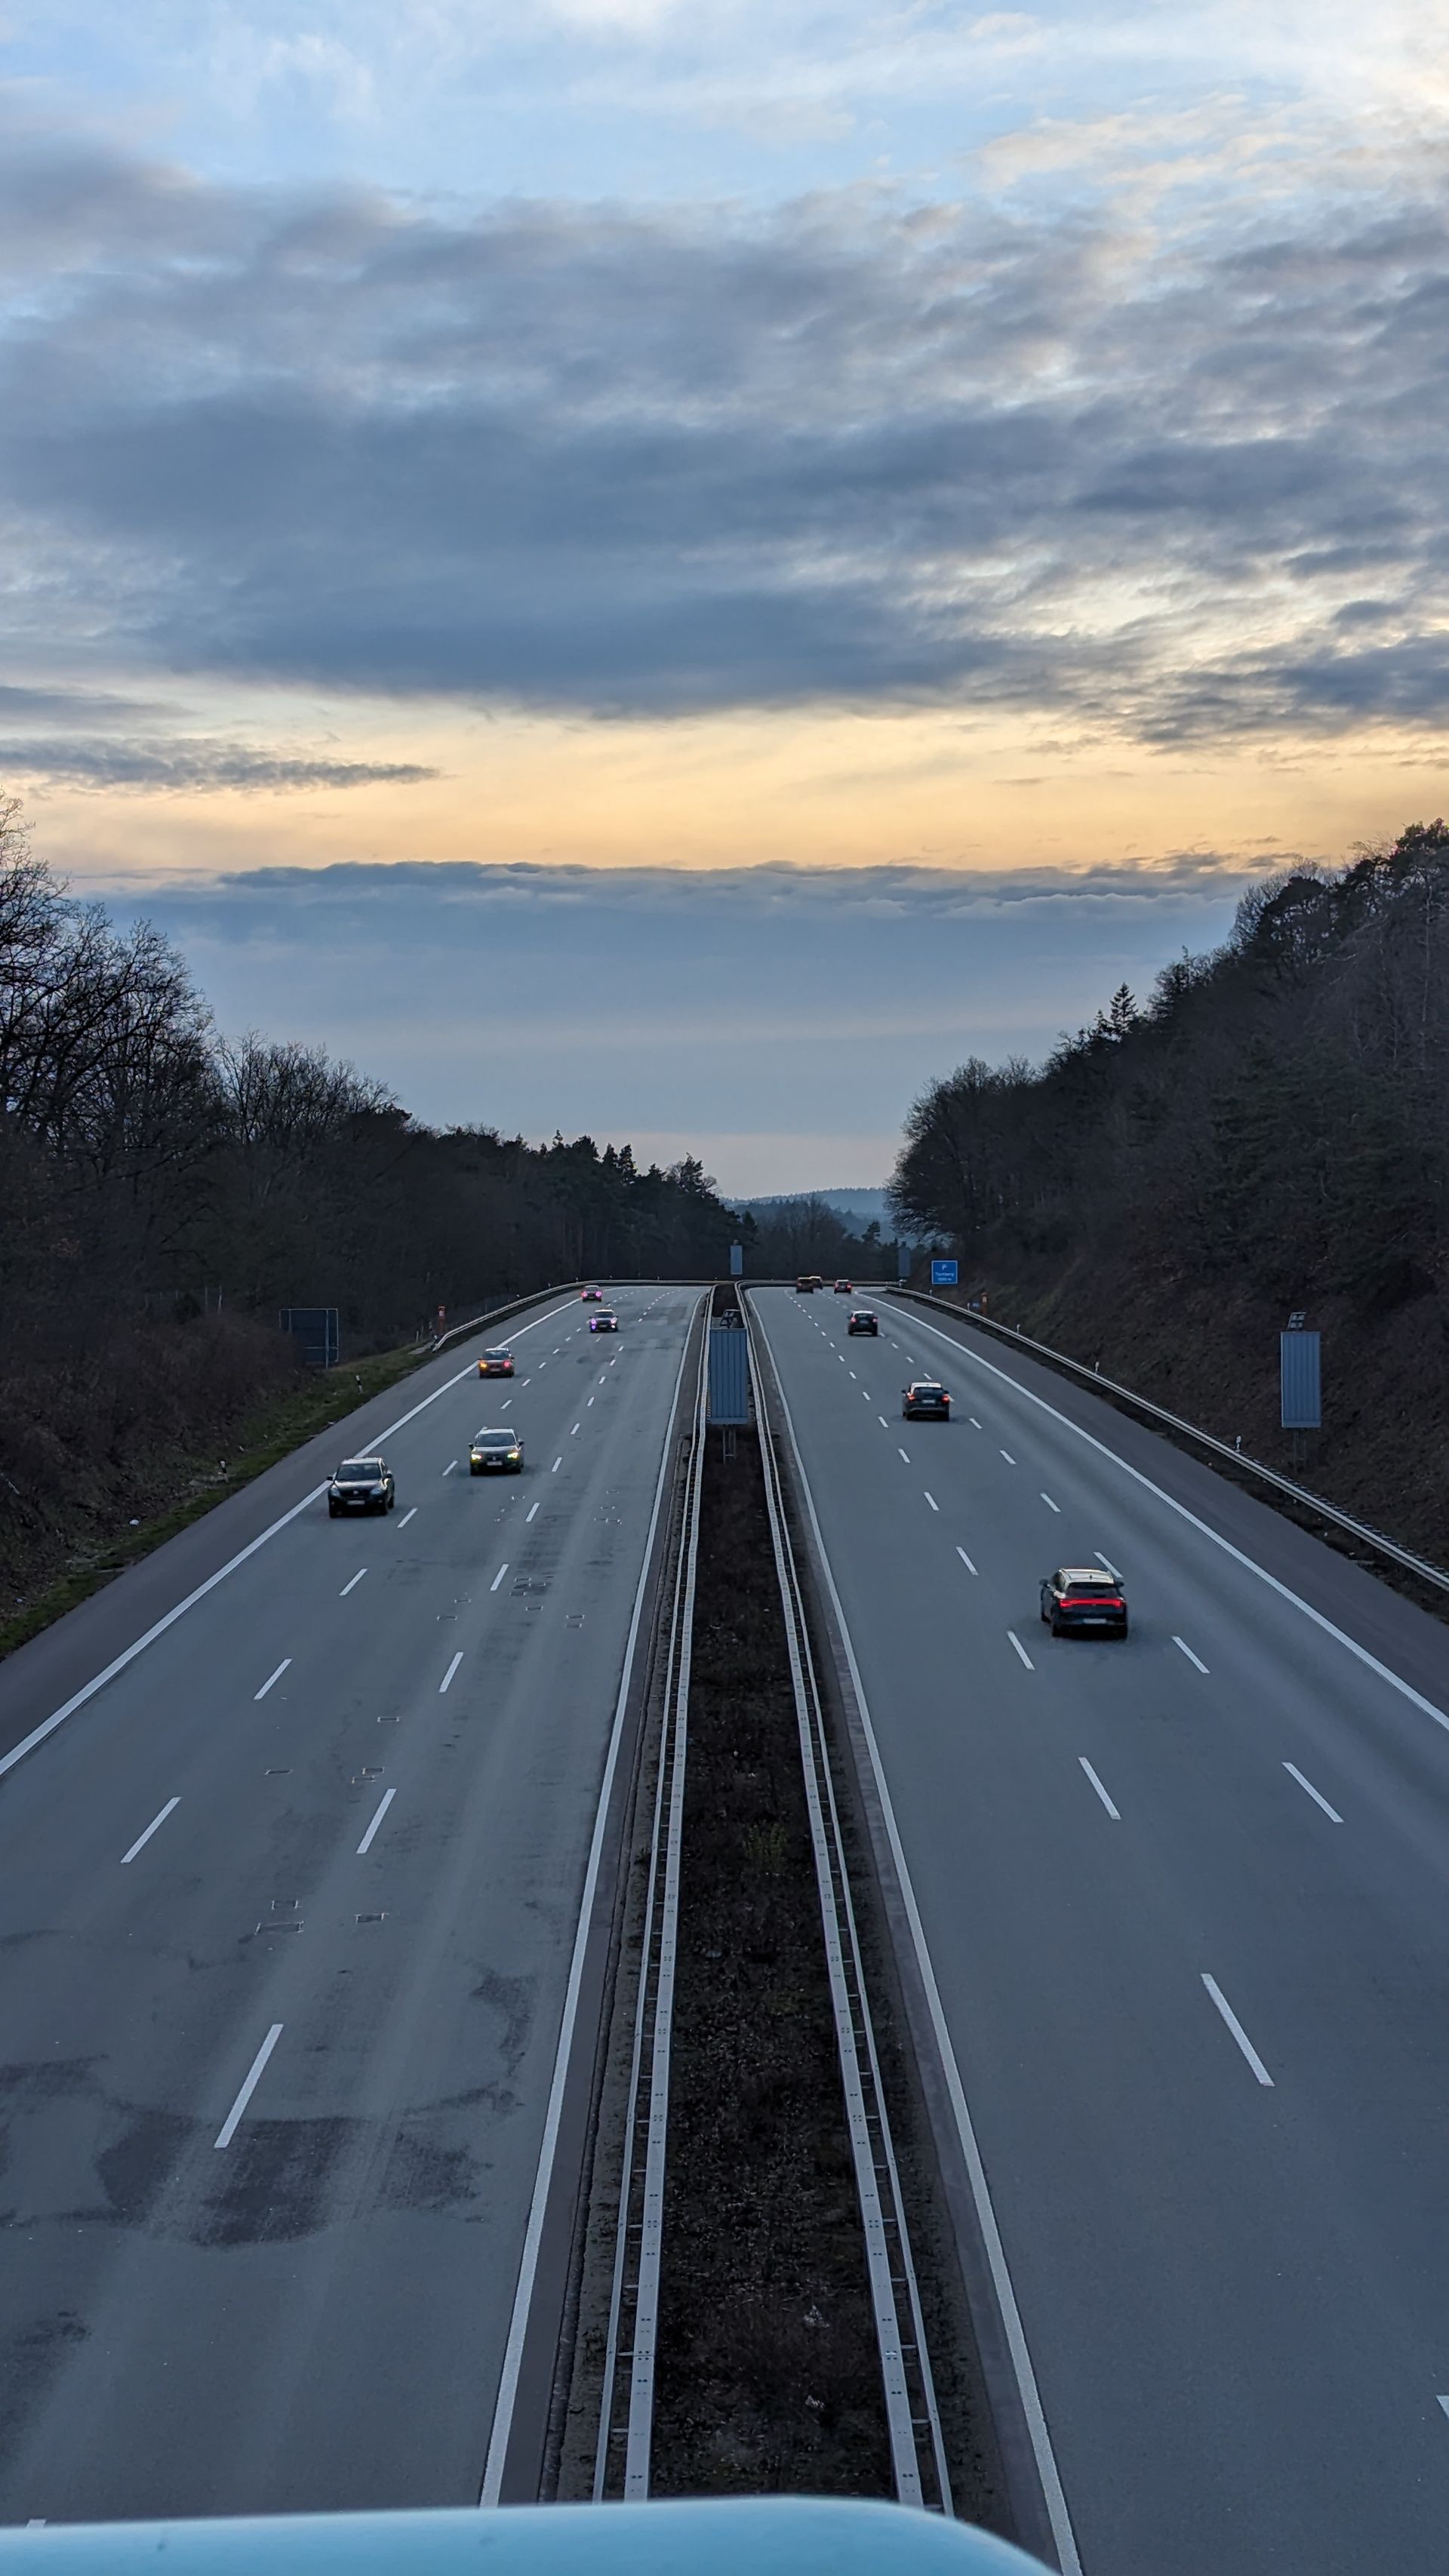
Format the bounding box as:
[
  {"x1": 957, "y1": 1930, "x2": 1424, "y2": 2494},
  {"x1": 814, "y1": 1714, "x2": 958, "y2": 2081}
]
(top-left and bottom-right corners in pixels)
[
  {"x1": 729, "y1": 1241, "x2": 743, "y2": 1277},
  {"x1": 1280, "y1": 1330, "x2": 1321, "y2": 1429},
  {"x1": 280, "y1": 1306, "x2": 339, "y2": 1368}
]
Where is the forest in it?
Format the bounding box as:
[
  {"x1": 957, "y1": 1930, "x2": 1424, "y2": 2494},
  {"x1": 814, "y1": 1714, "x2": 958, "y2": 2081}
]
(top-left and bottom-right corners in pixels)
[
  {"x1": 0, "y1": 799, "x2": 743, "y2": 1609},
  {"x1": 890, "y1": 820, "x2": 1449, "y2": 1562}
]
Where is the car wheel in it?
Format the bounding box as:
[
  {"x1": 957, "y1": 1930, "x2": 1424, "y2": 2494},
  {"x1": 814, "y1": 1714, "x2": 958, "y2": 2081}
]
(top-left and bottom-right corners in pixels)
[
  {"x1": 386, "y1": 1490, "x2": 395, "y2": 1510},
  {"x1": 328, "y1": 1503, "x2": 339, "y2": 1518},
  {"x1": 1118, "y1": 1617, "x2": 1130, "y2": 1637},
  {"x1": 1050, "y1": 1614, "x2": 1064, "y2": 1636}
]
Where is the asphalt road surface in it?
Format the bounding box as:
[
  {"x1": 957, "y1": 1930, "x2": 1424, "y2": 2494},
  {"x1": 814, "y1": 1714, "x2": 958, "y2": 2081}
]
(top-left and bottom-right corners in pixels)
[
  {"x1": 0, "y1": 1287, "x2": 703, "y2": 2522},
  {"x1": 751, "y1": 1285, "x2": 1449, "y2": 2576}
]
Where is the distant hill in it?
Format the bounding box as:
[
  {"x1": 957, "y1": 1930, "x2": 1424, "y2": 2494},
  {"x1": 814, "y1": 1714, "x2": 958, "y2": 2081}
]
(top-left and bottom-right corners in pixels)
[{"x1": 731, "y1": 1187, "x2": 891, "y2": 1225}]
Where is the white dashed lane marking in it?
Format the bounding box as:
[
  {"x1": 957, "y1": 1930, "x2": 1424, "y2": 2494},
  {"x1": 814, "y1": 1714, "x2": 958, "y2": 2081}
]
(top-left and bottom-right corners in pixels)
[
  {"x1": 1079, "y1": 1759, "x2": 1120, "y2": 1820},
  {"x1": 1284, "y1": 1762, "x2": 1343, "y2": 1822},
  {"x1": 120, "y1": 1798, "x2": 180, "y2": 1865}
]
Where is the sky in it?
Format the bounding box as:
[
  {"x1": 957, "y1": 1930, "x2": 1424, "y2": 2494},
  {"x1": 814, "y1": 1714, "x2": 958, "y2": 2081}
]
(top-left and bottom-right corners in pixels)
[{"x1": 2, "y1": 1, "x2": 1447, "y2": 1189}]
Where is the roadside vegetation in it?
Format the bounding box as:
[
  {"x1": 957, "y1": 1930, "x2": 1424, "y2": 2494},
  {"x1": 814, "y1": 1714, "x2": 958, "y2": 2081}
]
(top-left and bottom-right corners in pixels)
[
  {"x1": 890, "y1": 821, "x2": 1449, "y2": 1564},
  {"x1": 740, "y1": 1196, "x2": 896, "y2": 1282},
  {"x1": 0, "y1": 796, "x2": 744, "y2": 1620}
]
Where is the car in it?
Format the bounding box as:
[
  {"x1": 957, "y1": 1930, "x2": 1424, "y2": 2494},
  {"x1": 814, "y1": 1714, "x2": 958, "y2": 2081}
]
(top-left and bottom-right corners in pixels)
[
  {"x1": 902, "y1": 1380, "x2": 951, "y2": 1420},
  {"x1": 795, "y1": 1276, "x2": 816, "y2": 1292},
  {"x1": 328, "y1": 1456, "x2": 395, "y2": 1516},
  {"x1": 478, "y1": 1346, "x2": 514, "y2": 1377},
  {"x1": 848, "y1": 1309, "x2": 878, "y2": 1336},
  {"x1": 470, "y1": 1428, "x2": 524, "y2": 1474},
  {"x1": 1039, "y1": 1568, "x2": 1129, "y2": 1638},
  {"x1": 589, "y1": 1307, "x2": 619, "y2": 1333},
  {"x1": 834, "y1": 1279, "x2": 852, "y2": 1294},
  {"x1": 582, "y1": 1285, "x2": 604, "y2": 1301}
]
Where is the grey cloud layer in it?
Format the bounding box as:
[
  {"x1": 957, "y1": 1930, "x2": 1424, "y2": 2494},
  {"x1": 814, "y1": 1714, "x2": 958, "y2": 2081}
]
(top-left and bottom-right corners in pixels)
[
  {"x1": 106, "y1": 858, "x2": 1248, "y2": 1151},
  {"x1": 4, "y1": 109, "x2": 1449, "y2": 737},
  {"x1": 0, "y1": 739, "x2": 437, "y2": 789}
]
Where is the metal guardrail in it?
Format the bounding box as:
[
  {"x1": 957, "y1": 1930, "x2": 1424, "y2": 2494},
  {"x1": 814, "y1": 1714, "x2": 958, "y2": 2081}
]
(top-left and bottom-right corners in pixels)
[{"x1": 893, "y1": 1288, "x2": 1449, "y2": 1598}]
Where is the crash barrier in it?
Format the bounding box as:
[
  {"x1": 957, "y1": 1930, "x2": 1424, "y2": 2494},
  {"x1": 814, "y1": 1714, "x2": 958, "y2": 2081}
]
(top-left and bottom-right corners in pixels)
[{"x1": 894, "y1": 1288, "x2": 1449, "y2": 1598}]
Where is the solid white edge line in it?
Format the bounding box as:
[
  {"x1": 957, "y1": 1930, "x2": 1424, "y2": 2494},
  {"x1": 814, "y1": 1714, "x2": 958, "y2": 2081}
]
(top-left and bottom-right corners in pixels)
[
  {"x1": 1008, "y1": 1630, "x2": 1035, "y2": 1670},
  {"x1": 480, "y1": 1296, "x2": 705, "y2": 2506},
  {"x1": 1174, "y1": 1636, "x2": 1210, "y2": 1674},
  {"x1": 1201, "y1": 1974, "x2": 1274, "y2": 2086},
  {"x1": 253, "y1": 1657, "x2": 291, "y2": 1703},
  {"x1": 120, "y1": 1796, "x2": 180, "y2": 1864},
  {"x1": 1078, "y1": 1758, "x2": 1120, "y2": 1820},
  {"x1": 440, "y1": 1651, "x2": 463, "y2": 1693},
  {"x1": 491, "y1": 1563, "x2": 509, "y2": 1592},
  {"x1": 747, "y1": 1294, "x2": 1082, "y2": 2576},
  {"x1": 0, "y1": 1300, "x2": 585, "y2": 1792},
  {"x1": 214, "y1": 2022, "x2": 284, "y2": 2147},
  {"x1": 888, "y1": 1298, "x2": 1449, "y2": 1738},
  {"x1": 1283, "y1": 1761, "x2": 1343, "y2": 1823},
  {"x1": 356, "y1": 1785, "x2": 397, "y2": 1854}
]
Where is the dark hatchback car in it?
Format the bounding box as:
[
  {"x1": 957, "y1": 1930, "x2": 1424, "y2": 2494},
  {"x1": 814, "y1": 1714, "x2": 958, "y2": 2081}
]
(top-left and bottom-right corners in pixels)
[
  {"x1": 902, "y1": 1380, "x2": 951, "y2": 1420},
  {"x1": 848, "y1": 1309, "x2": 878, "y2": 1335},
  {"x1": 328, "y1": 1457, "x2": 395, "y2": 1516},
  {"x1": 589, "y1": 1308, "x2": 619, "y2": 1333},
  {"x1": 1040, "y1": 1567, "x2": 1129, "y2": 1637}
]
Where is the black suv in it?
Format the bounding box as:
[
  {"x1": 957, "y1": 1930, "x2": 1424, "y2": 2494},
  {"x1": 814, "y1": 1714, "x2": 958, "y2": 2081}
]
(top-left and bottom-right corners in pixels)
[
  {"x1": 328, "y1": 1457, "x2": 395, "y2": 1516},
  {"x1": 1040, "y1": 1568, "x2": 1128, "y2": 1637}
]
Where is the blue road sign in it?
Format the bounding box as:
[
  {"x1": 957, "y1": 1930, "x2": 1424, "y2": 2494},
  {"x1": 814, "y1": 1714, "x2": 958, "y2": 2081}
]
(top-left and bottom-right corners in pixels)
[
  {"x1": 931, "y1": 1259, "x2": 959, "y2": 1288},
  {"x1": 1280, "y1": 1329, "x2": 1321, "y2": 1429}
]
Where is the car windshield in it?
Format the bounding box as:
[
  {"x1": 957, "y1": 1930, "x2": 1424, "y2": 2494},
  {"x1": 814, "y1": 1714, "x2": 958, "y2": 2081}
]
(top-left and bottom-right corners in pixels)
[
  {"x1": 485, "y1": 1349, "x2": 510, "y2": 1360},
  {"x1": 476, "y1": 1431, "x2": 515, "y2": 1443},
  {"x1": 337, "y1": 1460, "x2": 382, "y2": 1479}
]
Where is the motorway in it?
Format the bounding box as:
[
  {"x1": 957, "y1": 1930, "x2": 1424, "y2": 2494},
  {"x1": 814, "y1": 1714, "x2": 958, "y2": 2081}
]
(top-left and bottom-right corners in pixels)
[
  {"x1": 0, "y1": 1285, "x2": 703, "y2": 2523},
  {"x1": 750, "y1": 1285, "x2": 1449, "y2": 2576}
]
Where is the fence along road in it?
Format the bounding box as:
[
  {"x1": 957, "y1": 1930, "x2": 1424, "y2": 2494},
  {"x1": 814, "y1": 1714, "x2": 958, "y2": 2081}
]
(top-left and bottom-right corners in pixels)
[
  {"x1": 0, "y1": 1285, "x2": 704, "y2": 2521},
  {"x1": 748, "y1": 1282, "x2": 1449, "y2": 2576}
]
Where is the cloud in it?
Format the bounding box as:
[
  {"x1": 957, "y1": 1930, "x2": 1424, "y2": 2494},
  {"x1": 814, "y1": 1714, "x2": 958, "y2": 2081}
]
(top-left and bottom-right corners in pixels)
[
  {"x1": 103, "y1": 857, "x2": 1252, "y2": 1186},
  {"x1": 2, "y1": 100, "x2": 1449, "y2": 743},
  {"x1": 0, "y1": 738, "x2": 438, "y2": 790}
]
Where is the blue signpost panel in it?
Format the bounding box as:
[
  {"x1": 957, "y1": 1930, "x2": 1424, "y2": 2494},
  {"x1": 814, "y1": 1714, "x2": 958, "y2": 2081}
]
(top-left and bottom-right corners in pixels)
[
  {"x1": 707, "y1": 1325, "x2": 751, "y2": 1425},
  {"x1": 1280, "y1": 1331, "x2": 1321, "y2": 1429},
  {"x1": 931, "y1": 1259, "x2": 959, "y2": 1288}
]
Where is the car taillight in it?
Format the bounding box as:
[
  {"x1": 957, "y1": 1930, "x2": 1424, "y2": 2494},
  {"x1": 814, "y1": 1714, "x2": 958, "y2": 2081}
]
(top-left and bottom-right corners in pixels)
[{"x1": 1066, "y1": 1595, "x2": 1121, "y2": 1611}]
